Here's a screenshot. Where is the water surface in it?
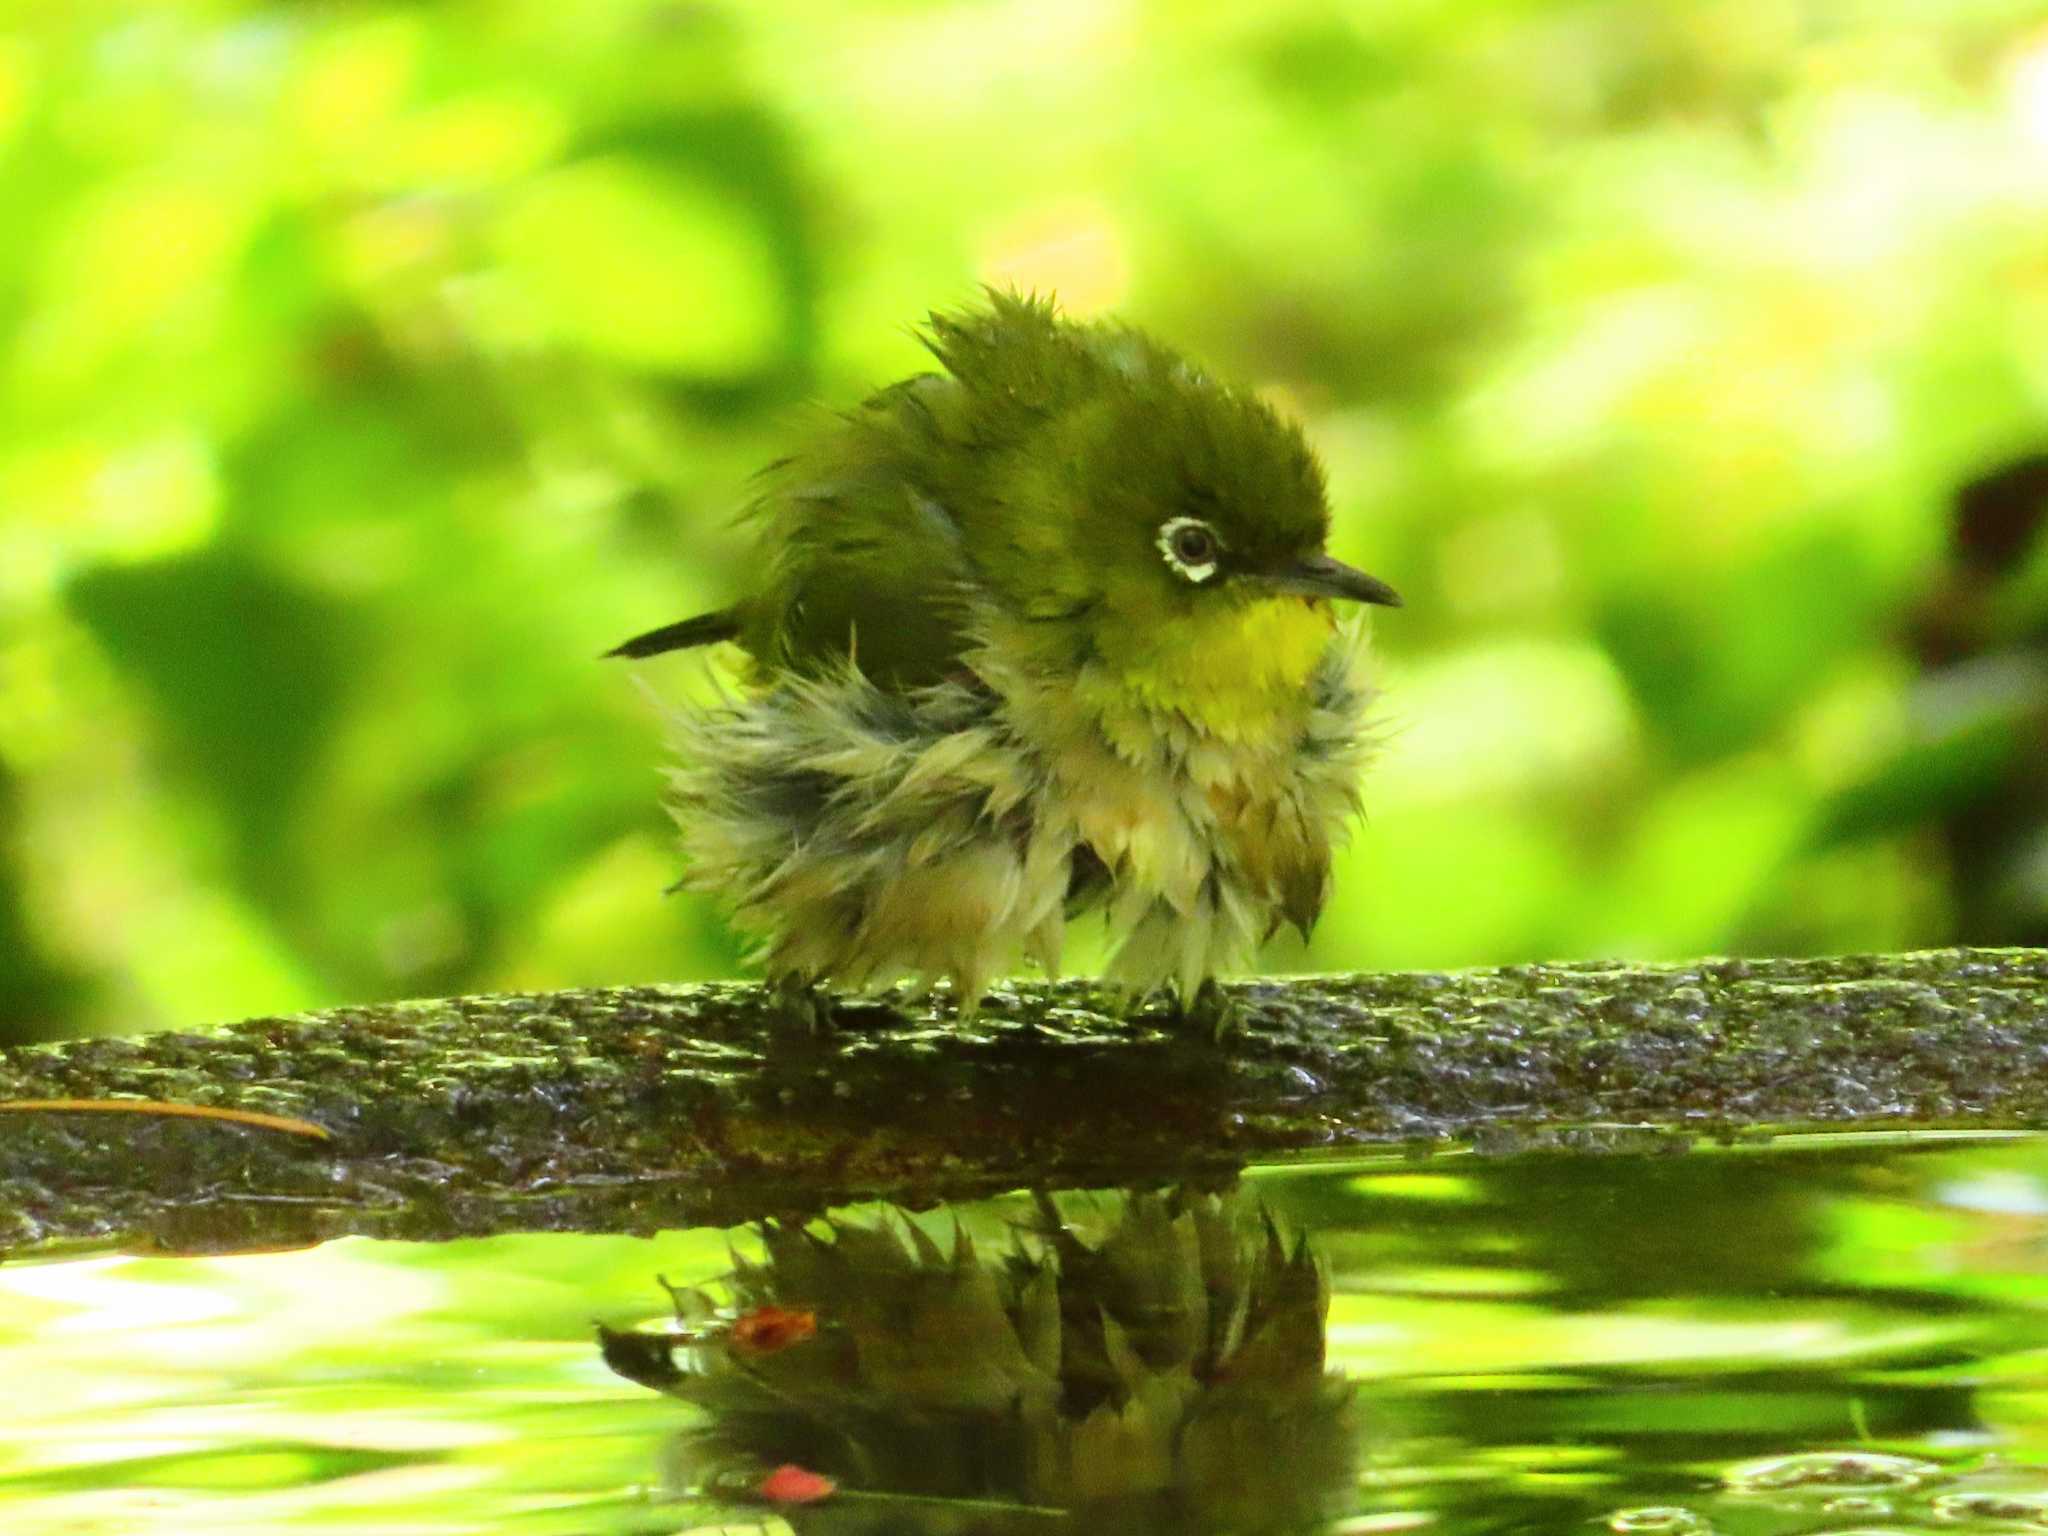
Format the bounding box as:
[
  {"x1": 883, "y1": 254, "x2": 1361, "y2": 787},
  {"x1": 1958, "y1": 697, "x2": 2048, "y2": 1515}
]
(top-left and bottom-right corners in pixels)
[{"x1": 3, "y1": 1133, "x2": 2046, "y2": 1534}]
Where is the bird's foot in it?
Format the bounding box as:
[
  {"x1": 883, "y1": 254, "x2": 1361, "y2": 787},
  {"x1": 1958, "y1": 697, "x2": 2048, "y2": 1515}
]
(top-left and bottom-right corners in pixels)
[
  {"x1": 1173, "y1": 978, "x2": 1249, "y2": 1043},
  {"x1": 764, "y1": 974, "x2": 836, "y2": 1036}
]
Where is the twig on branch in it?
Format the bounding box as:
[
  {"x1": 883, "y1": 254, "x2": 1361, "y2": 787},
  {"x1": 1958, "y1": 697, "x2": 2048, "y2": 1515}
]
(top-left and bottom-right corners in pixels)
[{"x1": 1, "y1": 948, "x2": 2044, "y2": 1257}]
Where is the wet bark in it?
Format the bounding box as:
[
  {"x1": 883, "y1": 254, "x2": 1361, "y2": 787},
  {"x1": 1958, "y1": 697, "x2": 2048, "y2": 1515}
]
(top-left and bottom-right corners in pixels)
[{"x1": 1, "y1": 947, "x2": 2044, "y2": 1256}]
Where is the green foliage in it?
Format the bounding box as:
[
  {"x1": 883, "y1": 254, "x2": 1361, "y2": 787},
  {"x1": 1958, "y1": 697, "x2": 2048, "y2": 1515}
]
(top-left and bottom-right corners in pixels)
[{"x1": 3, "y1": 0, "x2": 2047, "y2": 1040}]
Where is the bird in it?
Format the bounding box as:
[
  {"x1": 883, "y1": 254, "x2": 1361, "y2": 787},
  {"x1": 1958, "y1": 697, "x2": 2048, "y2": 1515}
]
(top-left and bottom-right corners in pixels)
[{"x1": 609, "y1": 291, "x2": 1399, "y2": 1029}]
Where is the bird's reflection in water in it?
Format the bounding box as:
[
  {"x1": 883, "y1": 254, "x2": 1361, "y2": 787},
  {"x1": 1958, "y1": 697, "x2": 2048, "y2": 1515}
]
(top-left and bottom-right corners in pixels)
[{"x1": 600, "y1": 1186, "x2": 1355, "y2": 1534}]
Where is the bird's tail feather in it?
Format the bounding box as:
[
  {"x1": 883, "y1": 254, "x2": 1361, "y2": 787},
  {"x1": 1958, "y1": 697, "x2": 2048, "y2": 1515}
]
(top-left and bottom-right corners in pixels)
[{"x1": 605, "y1": 610, "x2": 742, "y2": 659}]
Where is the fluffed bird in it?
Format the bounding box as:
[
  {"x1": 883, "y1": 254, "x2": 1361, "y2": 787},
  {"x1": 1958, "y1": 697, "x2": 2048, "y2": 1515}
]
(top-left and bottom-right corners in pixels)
[{"x1": 610, "y1": 292, "x2": 1399, "y2": 1028}]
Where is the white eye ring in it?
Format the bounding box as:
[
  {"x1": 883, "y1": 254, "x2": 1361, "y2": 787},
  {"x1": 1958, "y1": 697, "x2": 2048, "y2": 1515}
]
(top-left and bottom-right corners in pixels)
[{"x1": 1157, "y1": 516, "x2": 1222, "y2": 583}]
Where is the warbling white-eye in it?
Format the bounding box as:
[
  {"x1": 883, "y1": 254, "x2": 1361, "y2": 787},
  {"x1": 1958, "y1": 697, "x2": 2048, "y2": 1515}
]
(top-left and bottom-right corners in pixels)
[{"x1": 611, "y1": 292, "x2": 1399, "y2": 1027}]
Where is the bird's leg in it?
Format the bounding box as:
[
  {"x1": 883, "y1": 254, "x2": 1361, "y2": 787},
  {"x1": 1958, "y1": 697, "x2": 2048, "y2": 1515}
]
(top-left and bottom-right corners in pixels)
[
  {"x1": 764, "y1": 972, "x2": 836, "y2": 1036},
  {"x1": 1176, "y1": 977, "x2": 1249, "y2": 1042}
]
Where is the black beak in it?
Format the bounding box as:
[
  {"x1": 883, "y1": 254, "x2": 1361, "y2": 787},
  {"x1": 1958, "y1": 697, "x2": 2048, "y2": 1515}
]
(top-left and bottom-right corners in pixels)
[{"x1": 1265, "y1": 553, "x2": 1402, "y2": 607}]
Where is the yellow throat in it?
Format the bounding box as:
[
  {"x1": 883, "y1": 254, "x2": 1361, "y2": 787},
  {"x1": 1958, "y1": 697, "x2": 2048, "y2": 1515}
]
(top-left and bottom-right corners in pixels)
[{"x1": 1084, "y1": 595, "x2": 1337, "y2": 752}]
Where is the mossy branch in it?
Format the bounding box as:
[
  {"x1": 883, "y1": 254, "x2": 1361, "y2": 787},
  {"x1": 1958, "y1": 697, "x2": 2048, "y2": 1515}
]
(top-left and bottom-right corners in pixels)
[{"x1": 2, "y1": 948, "x2": 2045, "y2": 1256}]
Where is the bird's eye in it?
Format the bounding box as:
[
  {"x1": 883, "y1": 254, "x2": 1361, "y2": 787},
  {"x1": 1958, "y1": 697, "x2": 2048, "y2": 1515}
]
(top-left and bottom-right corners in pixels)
[{"x1": 1157, "y1": 516, "x2": 1222, "y2": 583}]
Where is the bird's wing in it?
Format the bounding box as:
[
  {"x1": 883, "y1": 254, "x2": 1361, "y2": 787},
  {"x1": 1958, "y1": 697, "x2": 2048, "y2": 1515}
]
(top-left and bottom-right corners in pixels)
[{"x1": 736, "y1": 378, "x2": 988, "y2": 690}]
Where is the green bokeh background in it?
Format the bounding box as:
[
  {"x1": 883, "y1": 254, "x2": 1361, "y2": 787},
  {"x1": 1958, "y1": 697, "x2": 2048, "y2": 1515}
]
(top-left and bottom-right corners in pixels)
[{"x1": 4, "y1": 0, "x2": 2047, "y2": 1043}]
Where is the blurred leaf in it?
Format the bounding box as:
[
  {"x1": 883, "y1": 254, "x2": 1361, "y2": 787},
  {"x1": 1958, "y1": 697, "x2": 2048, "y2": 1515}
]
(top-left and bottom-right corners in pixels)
[
  {"x1": 497, "y1": 154, "x2": 786, "y2": 377},
  {"x1": 1813, "y1": 657, "x2": 2046, "y2": 846},
  {"x1": 62, "y1": 551, "x2": 355, "y2": 912}
]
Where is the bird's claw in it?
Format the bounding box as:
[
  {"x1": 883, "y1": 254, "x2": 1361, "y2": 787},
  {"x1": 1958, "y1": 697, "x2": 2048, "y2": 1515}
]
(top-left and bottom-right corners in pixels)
[
  {"x1": 1175, "y1": 978, "x2": 1249, "y2": 1042},
  {"x1": 766, "y1": 974, "x2": 836, "y2": 1036}
]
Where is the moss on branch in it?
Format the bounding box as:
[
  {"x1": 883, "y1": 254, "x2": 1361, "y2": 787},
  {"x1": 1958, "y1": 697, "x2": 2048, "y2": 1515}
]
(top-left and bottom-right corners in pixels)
[{"x1": 2, "y1": 948, "x2": 2045, "y2": 1256}]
